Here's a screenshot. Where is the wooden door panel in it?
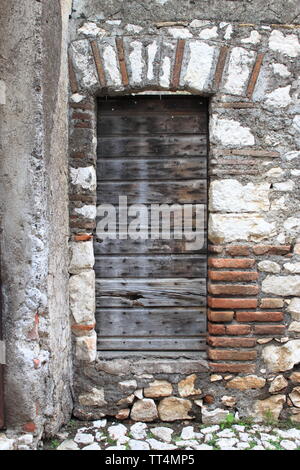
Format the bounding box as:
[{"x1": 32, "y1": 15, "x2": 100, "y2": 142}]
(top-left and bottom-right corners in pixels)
[
  {"x1": 98, "y1": 135, "x2": 207, "y2": 157},
  {"x1": 97, "y1": 180, "x2": 207, "y2": 205},
  {"x1": 97, "y1": 157, "x2": 207, "y2": 181},
  {"x1": 94, "y1": 236, "x2": 207, "y2": 254},
  {"x1": 97, "y1": 338, "x2": 207, "y2": 351},
  {"x1": 98, "y1": 95, "x2": 208, "y2": 114},
  {"x1": 95, "y1": 278, "x2": 206, "y2": 307},
  {"x1": 98, "y1": 114, "x2": 207, "y2": 135},
  {"x1": 95, "y1": 96, "x2": 208, "y2": 353},
  {"x1": 96, "y1": 307, "x2": 206, "y2": 336},
  {"x1": 94, "y1": 255, "x2": 207, "y2": 278}
]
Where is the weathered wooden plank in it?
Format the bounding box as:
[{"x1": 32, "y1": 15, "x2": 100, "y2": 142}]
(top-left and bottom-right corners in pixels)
[
  {"x1": 94, "y1": 235, "x2": 207, "y2": 254},
  {"x1": 94, "y1": 254, "x2": 207, "y2": 278},
  {"x1": 95, "y1": 203, "x2": 207, "y2": 232},
  {"x1": 97, "y1": 337, "x2": 207, "y2": 351},
  {"x1": 98, "y1": 114, "x2": 207, "y2": 135},
  {"x1": 97, "y1": 157, "x2": 207, "y2": 181},
  {"x1": 98, "y1": 96, "x2": 208, "y2": 114},
  {"x1": 98, "y1": 350, "x2": 207, "y2": 358},
  {"x1": 98, "y1": 135, "x2": 207, "y2": 157},
  {"x1": 95, "y1": 307, "x2": 206, "y2": 337},
  {"x1": 97, "y1": 180, "x2": 207, "y2": 204},
  {"x1": 95, "y1": 278, "x2": 206, "y2": 307}
]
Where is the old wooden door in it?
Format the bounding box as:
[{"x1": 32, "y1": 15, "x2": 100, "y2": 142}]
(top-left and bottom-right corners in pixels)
[{"x1": 95, "y1": 95, "x2": 207, "y2": 354}]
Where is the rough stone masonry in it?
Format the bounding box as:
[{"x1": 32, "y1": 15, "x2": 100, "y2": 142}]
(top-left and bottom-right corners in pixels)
[
  {"x1": 0, "y1": 0, "x2": 300, "y2": 447},
  {"x1": 68, "y1": 0, "x2": 300, "y2": 427}
]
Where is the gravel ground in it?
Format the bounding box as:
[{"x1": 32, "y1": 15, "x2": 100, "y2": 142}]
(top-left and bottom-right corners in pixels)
[{"x1": 44, "y1": 418, "x2": 300, "y2": 451}]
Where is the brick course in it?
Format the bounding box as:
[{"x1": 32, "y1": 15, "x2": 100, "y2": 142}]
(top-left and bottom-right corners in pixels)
[
  {"x1": 236, "y1": 311, "x2": 284, "y2": 322},
  {"x1": 208, "y1": 310, "x2": 234, "y2": 322},
  {"x1": 208, "y1": 297, "x2": 258, "y2": 309},
  {"x1": 208, "y1": 349, "x2": 257, "y2": 361},
  {"x1": 208, "y1": 258, "x2": 256, "y2": 268},
  {"x1": 207, "y1": 337, "x2": 256, "y2": 348},
  {"x1": 208, "y1": 271, "x2": 258, "y2": 281},
  {"x1": 208, "y1": 284, "x2": 259, "y2": 296}
]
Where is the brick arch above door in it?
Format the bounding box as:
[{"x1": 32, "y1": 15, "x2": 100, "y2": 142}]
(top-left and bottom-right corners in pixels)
[{"x1": 68, "y1": 35, "x2": 263, "y2": 99}]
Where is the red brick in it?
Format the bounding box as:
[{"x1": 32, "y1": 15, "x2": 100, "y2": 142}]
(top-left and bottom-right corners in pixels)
[
  {"x1": 268, "y1": 245, "x2": 291, "y2": 255},
  {"x1": 33, "y1": 359, "x2": 40, "y2": 369},
  {"x1": 70, "y1": 101, "x2": 94, "y2": 110},
  {"x1": 208, "y1": 310, "x2": 234, "y2": 322},
  {"x1": 203, "y1": 395, "x2": 215, "y2": 404},
  {"x1": 171, "y1": 39, "x2": 186, "y2": 89},
  {"x1": 208, "y1": 271, "x2": 258, "y2": 282},
  {"x1": 260, "y1": 298, "x2": 284, "y2": 309},
  {"x1": 70, "y1": 152, "x2": 86, "y2": 159},
  {"x1": 208, "y1": 244, "x2": 224, "y2": 253},
  {"x1": 69, "y1": 194, "x2": 97, "y2": 203},
  {"x1": 208, "y1": 323, "x2": 226, "y2": 335},
  {"x1": 208, "y1": 336, "x2": 256, "y2": 348},
  {"x1": 73, "y1": 234, "x2": 93, "y2": 241},
  {"x1": 236, "y1": 311, "x2": 284, "y2": 322},
  {"x1": 226, "y1": 245, "x2": 251, "y2": 256},
  {"x1": 211, "y1": 158, "x2": 257, "y2": 166},
  {"x1": 223, "y1": 149, "x2": 279, "y2": 158},
  {"x1": 247, "y1": 52, "x2": 265, "y2": 98},
  {"x1": 254, "y1": 325, "x2": 285, "y2": 335},
  {"x1": 216, "y1": 102, "x2": 255, "y2": 109},
  {"x1": 74, "y1": 122, "x2": 93, "y2": 129},
  {"x1": 208, "y1": 349, "x2": 257, "y2": 361},
  {"x1": 226, "y1": 325, "x2": 252, "y2": 335},
  {"x1": 70, "y1": 220, "x2": 96, "y2": 229},
  {"x1": 208, "y1": 284, "x2": 259, "y2": 296},
  {"x1": 209, "y1": 363, "x2": 256, "y2": 373},
  {"x1": 208, "y1": 297, "x2": 258, "y2": 309},
  {"x1": 23, "y1": 422, "x2": 36, "y2": 433},
  {"x1": 91, "y1": 40, "x2": 107, "y2": 87},
  {"x1": 208, "y1": 258, "x2": 256, "y2": 268},
  {"x1": 253, "y1": 245, "x2": 291, "y2": 255},
  {"x1": 115, "y1": 38, "x2": 129, "y2": 86},
  {"x1": 72, "y1": 112, "x2": 92, "y2": 120},
  {"x1": 214, "y1": 46, "x2": 229, "y2": 88},
  {"x1": 210, "y1": 168, "x2": 259, "y2": 176},
  {"x1": 72, "y1": 323, "x2": 96, "y2": 332}
]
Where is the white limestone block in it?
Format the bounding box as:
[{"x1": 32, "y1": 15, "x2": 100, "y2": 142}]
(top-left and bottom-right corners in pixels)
[
  {"x1": 102, "y1": 44, "x2": 122, "y2": 87},
  {"x1": 262, "y1": 275, "x2": 300, "y2": 296},
  {"x1": 70, "y1": 40, "x2": 98, "y2": 89},
  {"x1": 69, "y1": 241, "x2": 94, "y2": 274},
  {"x1": 269, "y1": 30, "x2": 300, "y2": 57},
  {"x1": 69, "y1": 271, "x2": 95, "y2": 323},
  {"x1": 224, "y1": 47, "x2": 255, "y2": 95},
  {"x1": 182, "y1": 41, "x2": 217, "y2": 91},
  {"x1": 211, "y1": 117, "x2": 255, "y2": 146},
  {"x1": 70, "y1": 166, "x2": 96, "y2": 191},
  {"x1": 265, "y1": 85, "x2": 292, "y2": 108},
  {"x1": 209, "y1": 180, "x2": 270, "y2": 213},
  {"x1": 209, "y1": 213, "x2": 275, "y2": 243}
]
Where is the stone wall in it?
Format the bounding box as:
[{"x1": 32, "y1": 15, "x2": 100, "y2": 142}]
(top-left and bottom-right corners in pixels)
[
  {"x1": 70, "y1": 0, "x2": 300, "y2": 28},
  {"x1": 68, "y1": 4, "x2": 300, "y2": 425},
  {"x1": 0, "y1": 0, "x2": 73, "y2": 438}
]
